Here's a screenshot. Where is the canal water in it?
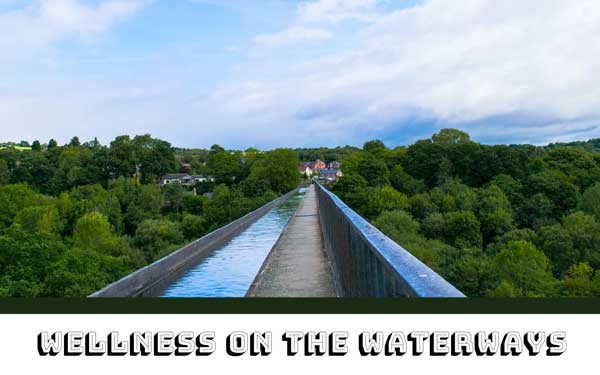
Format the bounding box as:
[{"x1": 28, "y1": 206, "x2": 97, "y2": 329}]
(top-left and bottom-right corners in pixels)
[{"x1": 160, "y1": 188, "x2": 306, "y2": 297}]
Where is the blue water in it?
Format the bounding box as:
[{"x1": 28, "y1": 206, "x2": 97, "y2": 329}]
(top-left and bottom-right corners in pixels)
[{"x1": 160, "y1": 189, "x2": 305, "y2": 297}]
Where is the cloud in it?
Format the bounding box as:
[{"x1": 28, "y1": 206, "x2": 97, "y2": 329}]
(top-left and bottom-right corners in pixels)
[
  {"x1": 0, "y1": 0, "x2": 144, "y2": 62},
  {"x1": 254, "y1": 26, "x2": 333, "y2": 47},
  {"x1": 298, "y1": 0, "x2": 383, "y2": 24},
  {"x1": 203, "y1": 0, "x2": 600, "y2": 146},
  {"x1": 3, "y1": 0, "x2": 600, "y2": 149}
]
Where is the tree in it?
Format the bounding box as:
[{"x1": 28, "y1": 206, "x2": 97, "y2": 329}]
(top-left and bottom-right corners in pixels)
[
  {"x1": 182, "y1": 214, "x2": 207, "y2": 240},
  {"x1": 344, "y1": 186, "x2": 408, "y2": 220},
  {"x1": 66, "y1": 184, "x2": 123, "y2": 234},
  {"x1": 373, "y1": 210, "x2": 446, "y2": 270},
  {"x1": 162, "y1": 183, "x2": 185, "y2": 214},
  {"x1": 441, "y1": 247, "x2": 493, "y2": 297},
  {"x1": 133, "y1": 135, "x2": 176, "y2": 184},
  {"x1": 441, "y1": 179, "x2": 477, "y2": 211},
  {"x1": 445, "y1": 211, "x2": 483, "y2": 249},
  {"x1": 207, "y1": 148, "x2": 239, "y2": 185},
  {"x1": 562, "y1": 212, "x2": 600, "y2": 268},
  {"x1": 428, "y1": 187, "x2": 456, "y2": 213},
  {"x1": 476, "y1": 185, "x2": 515, "y2": 245},
  {"x1": 372, "y1": 210, "x2": 422, "y2": 245},
  {"x1": 421, "y1": 212, "x2": 447, "y2": 241},
  {"x1": 490, "y1": 174, "x2": 523, "y2": 205},
  {"x1": 124, "y1": 184, "x2": 164, "y2": 234},
  {"x1": 134, "y1": 219, "x2": 184, "y2": 261},
  {"x1": 536, "y1": 224, "x2": 577, "y2": 275},
  {"x1": 342, "y1": 151, "x2": 389, "y2": 187},
  {"x1": 13, "y1": 205, "x2": 61, "y2": 234},
  {"x1": 73, "y1": 212, "x2": 119, "y2": 256},
  {"x1": 0, "y1": 184, "x2": 47, "y2": 227},
  {"x1": 0, "y1": 160, "x2": 9, "y2": 186},
  {"x1": 363, "y1": 140, "x2": 387, "y2": 155},
  {"x1": 526, "y1": 170, "x2": 581, "y2": 217},
  {"x1": 516, "y1": 193, "x2": 555, "y2": 229},
  {"x1": 248, "y1": 148, "x2": 299, "y2": 194},
  {"x1": 0, "y1": 226, "x2": 66, "y2": 296},
  {"x1": 490, "y1": 241, "x2": 557, "y2": 297},
  {"x1": 31, "y1": 140, "x2": 42, "y2": 151},
  {"x1": 389, "y1": 165, "x2": 426, "y2": 195},
  {"x1": 109, "y1": 135, "x2": 137, "y2": 178},
  {"x1": 581, "y1": 183, "x2": 600, "y2": 219},
  {"x1": 409, "y1": 193, "x2": 437, "y2": 221},
  {"x1": 563, "y1": 263, "x2": 594, "y2": 297},
  {"x1": 431, "y1": 128, "x2": 471, "y2": 146},
  {"x1": 487, "y1": 228, "x2": 537, "y2": 254},
  {"x1": 69, "y1": 136, "x2": 81, "y2": 147},
  {"x1": 47, "y1": 139, "x2": 58, "y2": 149}
]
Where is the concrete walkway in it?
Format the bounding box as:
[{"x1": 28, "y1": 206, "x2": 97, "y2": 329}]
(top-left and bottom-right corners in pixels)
[{"x1": 248, "y1": 184, "x2": 336, "y2": 297}]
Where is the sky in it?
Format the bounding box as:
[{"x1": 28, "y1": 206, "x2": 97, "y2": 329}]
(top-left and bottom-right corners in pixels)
[{"x1": 1, "y1": 0, "x2": 600, "y2": 149}]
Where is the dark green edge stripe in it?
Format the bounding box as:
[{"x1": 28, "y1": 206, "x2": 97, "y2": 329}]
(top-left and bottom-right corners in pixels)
[{"x1": 1, "y1": 298, "x2": 600, "y2": 314}]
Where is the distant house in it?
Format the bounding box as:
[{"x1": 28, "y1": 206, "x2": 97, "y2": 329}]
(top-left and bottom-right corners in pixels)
[
  {"x1": 328, "y1": 161, "x2": 341, "y2": 170},
  {"x1": 161, "y1": 174, "x2": 213, "y2": 186},
  {"x1": 308, "y1": 159, "x2": 327, "y2": 170},
  {"x1": 298, "y1": 162, "x2": 313, "y2": 176},
  {"x1": 313, "y1": 168, "x2": 343, "y2": 182}
]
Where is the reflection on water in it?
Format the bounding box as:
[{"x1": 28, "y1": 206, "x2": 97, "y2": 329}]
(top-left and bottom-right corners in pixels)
[{"x1": 161, "y1": 189, "x2": 305, "y2": 297}]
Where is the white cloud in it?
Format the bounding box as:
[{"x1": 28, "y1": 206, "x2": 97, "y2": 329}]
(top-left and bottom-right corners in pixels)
[
  {"x1": 0, "y1": 0, "x2": 144, "y2": 62},
  {"x1": 208, "y1": 0, "x2": 600, "y2": 146},
  {"x1": 298, "y1": 0, "x2": 382, "y2": 24},
  {"x1": 254, "y1": 26, "x2": 333, "y2": 47},
  {"x1": 3, "y1": 0, "x2": 600, "y2": 148}
]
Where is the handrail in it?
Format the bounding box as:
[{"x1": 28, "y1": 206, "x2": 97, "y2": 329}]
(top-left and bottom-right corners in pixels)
[{"x1": 315, "y1": 182, "x2": 465, "y2": 298}]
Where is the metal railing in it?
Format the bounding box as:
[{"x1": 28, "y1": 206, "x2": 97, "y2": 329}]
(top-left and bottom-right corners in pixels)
[{"x1": 315, "y1": 182, "x2": 465, "y2": 298}]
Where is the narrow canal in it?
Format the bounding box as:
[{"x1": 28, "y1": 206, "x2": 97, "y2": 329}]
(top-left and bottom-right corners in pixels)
[{"x1": 159, "y1": 188, "x2": 306, "y2": 297}]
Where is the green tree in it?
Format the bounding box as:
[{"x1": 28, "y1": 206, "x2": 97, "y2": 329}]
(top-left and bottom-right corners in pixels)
[
  {"x1": 487, "y1": 228, "x2": 537, "y2": 254},
  {"x1": 0, "y1": 160, "x2": 9, "y2": 186},
  {"x1": 581, "y1": 183, "x2": 600, "y2": 219},
  {"x1": 389, "y1": 165, "x2": 426, "y2": 195},
  {"x1": 477, "y1": 185, "x2": 515, "y2": 245},
  {"x1": 421, "y1": 213, "x2": 447, "y2": 241},
  {"x1": 0, "y1": 184, "x2": 47, "y2": 227},
  {"x1": 409, "y1": 193, "x2": 437, "y2": 221},
  {"x1": 73, "y1": 212, "x2": 119, "y2": 256},
  {"x1": 563, "y1": 263, "x2": 595, "y2": 297},
  {"x1": 181, "y1": 214, "x2": 207, "y2": 240},
  {"x1": 31, "y1": 140, "x2": 42, "y2": 151},
  {"x1": 207, "y1": 147, "x2": 239, "y2": 185},
  {"x1": 133, "y1": 135, "x2": 176, "y2": 184},
  {"x1": 69, "y1": 136, "x2": 81, "y2": 147},
  {"x1": 134, "y1": 219, "x2": 184, "y2": 261},
  {"x1": 431, "y1": 128, "x2": 471, "y2": 146},
  {"x1": 536, "y1": 224, "x2": 577, "y2": 275},
  {"x1": 373, "y1": 210, "x2": 441, "y2": 270},
  {"x1": 490, "y1": 240, "x2": 557, "y2": 297},
  {"x1": 248, "y1": 148, "x2": 299, "y2": 194},
  {"x1": 428, "y1": 187, "x2": 456, "y2": 213},
  {"x1": 445, "y1": 211, "x2": 483, "y2": 249},
  {"x1": 562, "y1": 212, "x2": 600, "y2": 267},
  {"x1": 0, "y1": 226, "x2": 66, "y2": 297},
  {"x1": 13, "y1": 205, "x2": 62, "y2": 234},
  {"x1": 66, "y1": 185, "x2": 123, "y2": 234}
]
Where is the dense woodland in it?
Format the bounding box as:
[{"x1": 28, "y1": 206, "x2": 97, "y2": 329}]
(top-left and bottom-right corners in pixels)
[
  {"x1": 332, "y1": 129, "x2": 600, "y2": 297},
  {"x1": 0, "y1": 136, "x2": 299, "y2": 297},
  {"x1": 3, "y1": 129, "x2": 600, "y2": 298}
]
